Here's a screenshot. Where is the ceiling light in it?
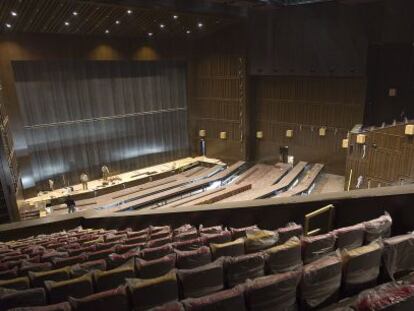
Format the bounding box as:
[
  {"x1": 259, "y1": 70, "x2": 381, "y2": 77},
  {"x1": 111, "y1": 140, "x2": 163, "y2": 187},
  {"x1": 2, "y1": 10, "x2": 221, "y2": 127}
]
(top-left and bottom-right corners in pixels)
[
  {"x1": 197, "y1": 22, "x2": 203, "y2": 28},
  {"x1": 186, "y1": 30, "x2": 191, "y2": 34},
  {"x1": 115, "y1": 20, "x2": 120, "y2": 25},
  {"x1": 73, "y1": 11, "x2": 78, "y2": 16},
  {"x1": 64, "y1": 21, "x2": 70, "y2": 26},
  {"x1": 127, "y1": 10, "x2": 132, "y2": 14},
  {"x1": 148, "y1": 32, "x2": 153, "y2": 37},
  {"x1": 11, "y1": 11, "x2": 17, "y2": 17},
  {"x1": 173, "y1": 15, "x2": 178, "y2": 19},
  {"x1": 5, "y1": 23, "x2": 11, "y2": 29},
  {"x1": 160, "y1": 24, "x2": 165, "y2": 29},
  {"x1": 105, "y1": 29, "x2": 110, "y2": 34}
]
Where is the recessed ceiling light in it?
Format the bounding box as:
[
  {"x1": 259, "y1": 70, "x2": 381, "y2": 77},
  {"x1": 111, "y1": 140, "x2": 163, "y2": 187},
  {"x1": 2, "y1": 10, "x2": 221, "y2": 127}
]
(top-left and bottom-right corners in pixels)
[
  {"x1": 5, "y1": 23, "x2": 12, "y2": 28},
  {"x1": 73, "y1": 11, "x2": 78, "y2": 16},
  {"x1": 64, "y1": 21, "x2": 70, "y2": 26},
  {"x1": 105, "y1": 29, "x2": 109, "y2": 34},
  {"x1": 11, "y1": 11, "x2": 17, "y2": 17},
  {"x1": 160, "y1": 24, "x2": 165, "y2": 29},
  {"x1": 197, "y1": 22, "x2": 203, "y2": 28},
  {"x1": 173, "y1": 15, "x2": 178, "y2": 20},
  {"x1": 127, "y1": 9, "x2": 132, "y2": 14},
  {"x1": 186, "y1": 30, "x2": 191, "y2": 34},
  {"x1": 115, "y1": 20, "x2": 120, "y2": 25},
  {"x1": 148, "y1": 32, "x2": 153, "y2": 37}
]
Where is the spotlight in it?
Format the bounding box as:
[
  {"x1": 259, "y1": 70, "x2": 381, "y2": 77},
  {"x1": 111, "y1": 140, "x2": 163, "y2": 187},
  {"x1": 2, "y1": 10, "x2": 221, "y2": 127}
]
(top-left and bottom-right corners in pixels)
[
  {"x1": 5, "y1": 23, "x2": 12, "y2": 28},
  {"x1": 160, "y1": 24, "x2": 165, "y2": 29},
  {"x1": 115, "y1": 20, "x2": 120, "y2": 25},
  {"x1": 127, "y1": 9, "x2": 132, "y2": 14},
  {"x1": 72, "y1": 11, "x2": 78, "y2": 16},
  {"x1": 197, "y1": 22, "x2": 203, "y2": 28},
  {"x1": 64, "y1": 21, "x2": 70, "y2": 26},
  {"x1": 148, "y1": 32, "x2": 153, "y2": 37},
  {"x1": 173, "y1": 15, "x2": 178, "y2": 20},
  {"x1": 105, "y1": 29, "x2": 110, "y2": 34},
  {"x1": 186, "y1": 30, "x2": 191, "y2": 34},
  {"x1": 11, "y1": 11, "x2": 17, "y2": 17}
]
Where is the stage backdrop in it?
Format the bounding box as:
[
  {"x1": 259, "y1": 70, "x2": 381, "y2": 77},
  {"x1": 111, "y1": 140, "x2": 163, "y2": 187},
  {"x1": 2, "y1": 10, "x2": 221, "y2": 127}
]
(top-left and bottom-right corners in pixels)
[{"x1": 13, "y1": 60, "x2": 189, "y2": 189}]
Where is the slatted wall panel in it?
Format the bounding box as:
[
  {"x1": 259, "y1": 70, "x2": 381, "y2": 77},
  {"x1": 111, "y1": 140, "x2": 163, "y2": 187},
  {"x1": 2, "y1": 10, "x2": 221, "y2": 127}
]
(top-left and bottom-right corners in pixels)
[
  {"x1": 254, "y1": 76, "x2": 365, "y2": 174},
  {"x1": 188, "y1": 25, "x2": 247, "y2": 161},
  {"x1": 346, "y1": 123, "x2": 414, "y2": 189}
]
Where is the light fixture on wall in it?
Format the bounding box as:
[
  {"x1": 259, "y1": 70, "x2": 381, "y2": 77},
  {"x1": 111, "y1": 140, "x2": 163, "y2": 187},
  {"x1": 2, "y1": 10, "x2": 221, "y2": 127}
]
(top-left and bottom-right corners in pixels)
[
  {"x1": 219, "y1": 132, "x2": 227, "y2": 140},
  {"x1": 5, "y1": 23, "x2": 11, "y2": 29},
  {"x1": 256, "y1": 131, "x2": 263, "y2": 139},
  {"x1": 405, "y1": 124, "x2": 414, "y2": 136},
  {"x1": 197, "y1": 22, "x2": 203, "y2": 28},
  {"x1": 11, "y1": 11, "x2": 17, "y2": 17},
  {"x1": 199, "y1": 129, "x2": 206, "y2": 137},
  {"x1": 127, "y1": 9, "x2": 133, "y2": 14},
  {"x1": 319, "y1": 127, "x2": 327, "y2": 137},
  {"x1": 72, "y1": 11, "x2": 78, "y2": 16},
  {"x1": 286, "y1": 129, "x2": 293, "y2": 138},
  {"x1": 356, "y1": 134, "x2": 366, "y2": 144},
  {"x1": 342, "y1": 139, "x2": 349, "y2": 149}
]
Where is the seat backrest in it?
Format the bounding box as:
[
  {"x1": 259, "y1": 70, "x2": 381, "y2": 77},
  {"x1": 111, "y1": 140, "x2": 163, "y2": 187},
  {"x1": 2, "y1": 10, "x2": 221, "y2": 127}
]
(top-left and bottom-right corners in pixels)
[
  {"x1": 364, "y1": 213, "x2": 392, "y2": 244},
  {"x1": 93, "y1": 259, "x2": 135, "y2": 292},
  {"x1": 141, "y1": 244, "x2": 174, "y2": 261},
  {"x1": 45, "y1": 274, "x2": 94, "y2": 304},
  {"x1": 0, "y1": 276, "x2": 30, "y2": 290},
  {"x1": 175, "y1": 246, "x2": 212, "y2": 269},
  {"x1": 229, "y1": 225, "x2": 258, "y2": 240},
  {"x1": 224, "y1": 252, "x2": 265, "y2": 288},
  {"x1": 210, "y1": 238, "x2": 245, "y2": 260},
  {"x1": 173, "y1": 238, "x2": 205, "y2": 252},
  {"x1": 127, "y1": 270, "x2": 179, "y2": 311},
  {"x1": 200, "y1": 231, "x2": 232, "y2": 245},
  {"x1": 70, "y1": 259, "x2": 107, "y2": 278},
  {"x1": 69, "y1": 285, "x2": 129, "y2": 311},
  {"x1": 182, "y1": 286, "x2": 246, "y2": 311},
  {"x1": 334, "y1": 224, "x2": 365, "y2": 250},
  {"x1": 136, "y1": 254, "x2": 176, "y2": 279},
  {"x1": 29, "y1": 267, "x2": 71, "y2": 288},
  {"x1": 265, "y1": 236, "x2": 302, "y2": 274},
  {"x1": 0, "y1": 287, "x2": 46, "y2": 310},
  {"x1": 277, "y1": 223, "x2": 303, "y2": 244},
  {"x1": 383, "y1": 234, "x2": 414, "y2": 279},
  {"x1": 244, "y1": 230, "x2": 279, "y2": 253},
  {"x1": 177, "y1": 258, "x2": 224, "y2": 299},
  {"x1": 301, "y1": 232, "x2": 336, "y2": 264},
  {"x1": 52, "y1": 254, "x2": 88, "y2": 269}
]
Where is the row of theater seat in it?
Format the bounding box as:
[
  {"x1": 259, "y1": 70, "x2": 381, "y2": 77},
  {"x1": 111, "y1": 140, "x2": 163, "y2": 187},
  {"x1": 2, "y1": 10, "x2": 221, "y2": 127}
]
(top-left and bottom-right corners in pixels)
[{"x1": 1, "y1": 212, "x2": 413, "y2": 310}]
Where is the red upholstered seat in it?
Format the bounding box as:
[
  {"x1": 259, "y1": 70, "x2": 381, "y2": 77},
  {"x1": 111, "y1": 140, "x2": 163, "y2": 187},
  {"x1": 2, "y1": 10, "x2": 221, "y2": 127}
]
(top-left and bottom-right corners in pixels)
[
  {"x1": 70, "y1": 259, "x2": 107, "y2": 278},
  {"x1": 146, "y1": 235, "x2": 173, "y2": 248},
  {"x1": 69, "y1": 285, "x2": 129, "y2": 311},
  {"x1": 141, "y1": 244, "x2": 174, "y2": 261},
  {"x1": 175, "y1": 246, "x2": 212, "y2": 269},
  {"x1": 200, "y1": 231, "x2": 232, "y2": 245},
  {"x1": 383, "y1": 234, "x2": 414, "y2": 279},
  {"x1": 229, "y1": 225, "x2": 259, "y2": 240},
  {"x1": 173, "y1": 238, "x2": 205, "y2": 252},
  {"x1": 45, "y1": 274, "x2": 94, "y2": 304},
  {"x1": 364, "y1": 213, "x2": 392, "y2": 244},
  {"x1": 0, "y1": 288, "x2": 47, "y2": 310},
  {"x1": 199, "y1": 225, "x2": 223, "y2": 235},
  {"x1": 224, "y1": 253, "x2": 265, "y2": 288},
  {"x1": 52, "y1": 254, "x2": 88, "y2": 269},
  {"x1": 334, "y1": 224, "x2": 365, "y2": 250},
  {"x1": 136, "y1": 254, "x2": 176, "y2": 279},
  {"x1": 277, "y1": 223, "x2": 303, "y2": 244},
  {"x1": 301, "y1": 232, "x2": 336, "y2": 264}
]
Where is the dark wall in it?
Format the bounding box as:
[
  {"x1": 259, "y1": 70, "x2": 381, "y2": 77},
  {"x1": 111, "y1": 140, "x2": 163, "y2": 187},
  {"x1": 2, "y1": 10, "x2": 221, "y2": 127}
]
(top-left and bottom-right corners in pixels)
[{"x1": 13, "y1": 60, "x2": 189, "y2": 189}]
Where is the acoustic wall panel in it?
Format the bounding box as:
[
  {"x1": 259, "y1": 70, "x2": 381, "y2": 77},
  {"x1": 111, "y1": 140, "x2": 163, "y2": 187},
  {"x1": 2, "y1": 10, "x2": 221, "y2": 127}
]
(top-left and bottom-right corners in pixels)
[{"x1": 13, "y1": 60, "x2": 189, "y2": 188}]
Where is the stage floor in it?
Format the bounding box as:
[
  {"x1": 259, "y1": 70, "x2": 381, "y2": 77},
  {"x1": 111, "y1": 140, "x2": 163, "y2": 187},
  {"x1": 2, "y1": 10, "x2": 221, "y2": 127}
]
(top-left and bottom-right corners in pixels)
[{"x1": 23, "y1": 156, "x2": 225, "y2": 208}]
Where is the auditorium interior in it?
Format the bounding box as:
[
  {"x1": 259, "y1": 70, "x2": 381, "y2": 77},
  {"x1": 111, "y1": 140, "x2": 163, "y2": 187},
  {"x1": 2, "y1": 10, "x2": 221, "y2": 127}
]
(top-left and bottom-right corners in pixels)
[{"x1": 0, "y1": 0, "x2": 413, "y2": 310}]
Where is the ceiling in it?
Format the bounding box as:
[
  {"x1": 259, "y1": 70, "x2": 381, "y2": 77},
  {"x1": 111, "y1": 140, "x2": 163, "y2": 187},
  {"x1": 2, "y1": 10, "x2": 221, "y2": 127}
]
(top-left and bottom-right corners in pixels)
[{"x1": 0, "y1": 0, "x2": 238, "y2": 39}]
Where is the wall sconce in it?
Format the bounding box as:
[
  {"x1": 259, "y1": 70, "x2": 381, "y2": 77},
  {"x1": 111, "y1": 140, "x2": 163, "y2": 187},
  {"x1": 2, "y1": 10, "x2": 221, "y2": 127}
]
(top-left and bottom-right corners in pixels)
[
  {"x1": 405, "y1": 124, "x2": 414, "y2": 136},
  {"x1": 319, "y1": 127, "x2": 327, "y2": 137},
  {"x1": 342, "y1": 139, "x2": 349, "y2": 149},
  {"x1": 219, "y1": 131, "x2": 227, "y2": 140},
  {"x1": 356, "y1": 134, "x2": 366, "y2": 144},
  {"x1": 199, "y1": 129, "x2": 206, "y2": 137},
  {"x1": 286, "y1": 129, "x2": 293, "y2": 138},
  {"x1": 256, "y1": 131, "x2": 263, "y2": 139}
]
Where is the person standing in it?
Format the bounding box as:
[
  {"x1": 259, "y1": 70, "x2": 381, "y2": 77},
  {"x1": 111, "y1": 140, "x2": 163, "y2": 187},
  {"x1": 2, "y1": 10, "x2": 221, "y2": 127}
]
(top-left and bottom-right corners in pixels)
[
  {"x1": 80, "y1": 173, "x2": 89, "y2": 190},
  {"x1": 48, "y1": 179, "x2": 54, "y2": 191},
  {"x1": 64, "y1": 195, "x2": 76, "y2": 214},
  {"x1": 101, "y1": 165, "x2": 110, "y2": 181}
]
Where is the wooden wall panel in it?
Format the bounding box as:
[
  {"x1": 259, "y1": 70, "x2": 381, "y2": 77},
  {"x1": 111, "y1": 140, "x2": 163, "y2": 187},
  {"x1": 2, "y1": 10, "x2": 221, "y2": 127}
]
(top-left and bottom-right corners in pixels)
[
  {"x1": 346, "y1": 123, "x2": 414, "y2": 189},
  {"x1": 253, "y1": 76, "x2": 366, "y2": 174}
]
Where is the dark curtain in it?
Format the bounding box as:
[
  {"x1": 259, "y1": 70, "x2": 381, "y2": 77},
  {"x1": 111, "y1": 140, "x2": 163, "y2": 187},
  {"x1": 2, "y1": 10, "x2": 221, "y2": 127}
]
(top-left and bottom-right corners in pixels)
[{"x1": 13, "y1": 60, "x2": 189, "y2": 189}]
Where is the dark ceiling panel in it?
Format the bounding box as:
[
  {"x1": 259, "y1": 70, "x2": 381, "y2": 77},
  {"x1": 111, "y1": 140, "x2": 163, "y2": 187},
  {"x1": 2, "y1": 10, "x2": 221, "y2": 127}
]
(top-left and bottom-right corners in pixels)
[{"x1": 0, "y1": 0, "x2": 237, "y2": 38}]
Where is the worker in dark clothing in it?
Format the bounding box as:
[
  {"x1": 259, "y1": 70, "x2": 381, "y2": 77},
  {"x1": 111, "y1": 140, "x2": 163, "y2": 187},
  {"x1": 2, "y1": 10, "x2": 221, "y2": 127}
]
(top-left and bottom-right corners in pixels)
[{"x1": 64, "y1": 195, "x2": 76, "y2": 214}]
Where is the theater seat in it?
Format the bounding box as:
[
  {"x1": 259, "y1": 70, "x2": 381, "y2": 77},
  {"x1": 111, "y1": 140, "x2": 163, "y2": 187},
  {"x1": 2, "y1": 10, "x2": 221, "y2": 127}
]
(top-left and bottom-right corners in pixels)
[
  {"x1": 182, "y1": 286, "x2": 246, "y2": 311},
  {"x1": 52, "y1": 254, "x2": 88, "y2": 269},
  {"x1": 0, "y1": 276, "x2": 31, "y2": 290},
  {"x1": 20, "y1": 262, "x2": 52, "y2": 276},
  {"x1": 277, "y1": 223, "x2": 303, "y2": 244},
  {"x1": 136, "y1": 254, "x2": 176, "y2": 279},
  {"x1": 301, "y1": 232, "x2": 336, "y2": 264},
  {"x1": 107, "y1": 249, "x2": 140, "y2": 269},
  {"x1": 70, "y1": 260, "x2": 107, "y2": 278},
  {"x1": 200, "y1": 232, "x2": 232, "y2": 245},
  {"x1": 244, "y1": 270, "x2": 301, "y2": 311},
  {"x1": 334, "y1": 224, "x2": 365, "y2": 250},
  {"x1": 148, "y1": 301, "x2": 184, "y2": 311},
  {"x1": 265, "y1": 236, "x2": 302, "y2": 274},
  {"x1": 7, "y1": 301, "x2": 72, "y2": 311},
  {"x1": 68, "y1": 285, "x2": 129, "y2": 311},
  {"x1": 93, "y1": 259, "x2": 135, "y2": 292},
  {"x1": 199, "y1": 225, "x2": 223, "y2": 235},
  {"x1": 45, "y1": 274, "x2": 94, "y2": 304},
  {"x1": 127, "y1": 271, "x2": 179, "y2": 311},
  {"x1": 29, "y1": 267, "x2": 71, "y2": 288},
  {"x1": 0, "y1": 288, "x2": 47, "y2": 310},
  {"x1": 383, "y1": 234, "x2": 414, "y2": 279},
  {"x1": 146, "y1": 235, "x2": 173, "y2": 249},
  {"x1": 210, "y1": 238, "x2": 245, "y2": 259},
  {"x1": 244, "y1": 230, "x2": 279, "y2": 253},
  {"x1": 141, "y1": 244, "x2": 174, "y2": 261},
  {"x1": 342, "y1": 242, "x2": 382, "y2": 295},
  {"x1": 87, "y1": 247, "x2": 116, "y2": 261},
  {"x1": 229, "y1": 225, "x2": 259, "y2": 240},
  {"x1": 0, "y1": 266, "x2": 19, "y2": 280},
  {"x1": 300, "y1": 255, "x2": 342, "y2": 309},
  {"x1": 175, "y1": 246, "x2": 212, "y2": 269},
  {"x1": 173, "y1": 230, "x2": 198, "y2": 243},
  {"x1": 177, "y1": 259, "x2": 224, "y2": 299},
  {"x1": 224, "y1": 252, "x2": 265, "y2": 288},
  {"x1": 173, "y1": 238, "x2": 205, "y2": 252},
  {"x1": 364, "y1": 213, "x2": 392, "y2": 244}
]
